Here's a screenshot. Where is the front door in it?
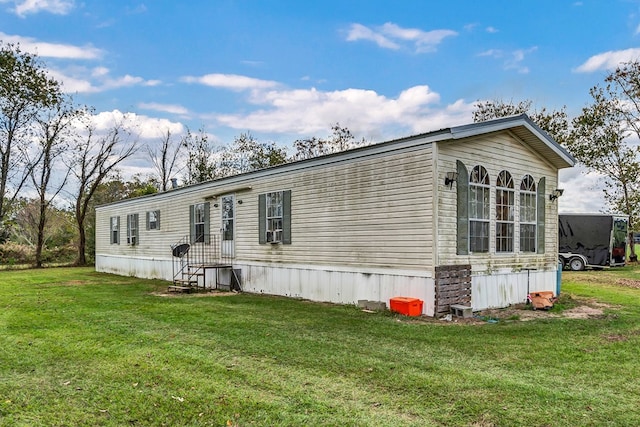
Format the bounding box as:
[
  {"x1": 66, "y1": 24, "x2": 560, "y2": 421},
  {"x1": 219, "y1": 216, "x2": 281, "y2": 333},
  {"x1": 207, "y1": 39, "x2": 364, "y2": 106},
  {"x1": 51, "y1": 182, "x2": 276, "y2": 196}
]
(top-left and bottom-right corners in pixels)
[{"x1": 221, "y1": 194, "x2": 235, "y2": 258}]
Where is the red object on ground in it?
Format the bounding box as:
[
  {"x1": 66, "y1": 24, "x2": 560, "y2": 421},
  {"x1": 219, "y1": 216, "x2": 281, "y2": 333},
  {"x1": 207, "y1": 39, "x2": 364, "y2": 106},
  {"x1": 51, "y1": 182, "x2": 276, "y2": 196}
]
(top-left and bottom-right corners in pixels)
[{"x1": 390, "y1": 297, "x2": 424, "y2": 316}]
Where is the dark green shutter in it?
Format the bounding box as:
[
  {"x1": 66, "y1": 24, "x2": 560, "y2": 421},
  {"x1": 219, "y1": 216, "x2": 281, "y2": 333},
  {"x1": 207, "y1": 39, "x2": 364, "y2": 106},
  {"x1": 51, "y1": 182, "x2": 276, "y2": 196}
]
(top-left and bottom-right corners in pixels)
[
  {"x1": 134, "y1": 213, "x2": 139, "y2": 245},
  {"x1": 537, "y1": 177, "x2": 546, "y2": 254},
  {"x1": 116, "y1": 216, "x2": 120, "y2": 244},
  {"x1": 283, "y1": 190, "x2": 292, "y2": 244},
  {"x1": 156, "y1": 211, "x2": 160, "y2": 229},
  {"x1": 258, "y1": 194, "x2": 266, "y2": 244},
  {"x1": 146, "y1": 212, "x2": 150, "y2": 230},
  {"x1": 189, "y1": 205, "x2": 195, "y2": 243},
  {"x1": 204, "y1": 202, "x2": 210, "y2": 244},
  {"x1": 456, "y1": 160, "x2": 469, "y2": 255}
]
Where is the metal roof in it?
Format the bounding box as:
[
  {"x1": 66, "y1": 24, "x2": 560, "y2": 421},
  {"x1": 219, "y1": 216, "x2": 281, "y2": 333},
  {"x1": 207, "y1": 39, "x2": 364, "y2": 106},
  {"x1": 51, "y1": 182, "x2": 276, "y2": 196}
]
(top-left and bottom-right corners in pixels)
[{"x1": 447, "y1": 114, "x2": 576, "y2": 169}]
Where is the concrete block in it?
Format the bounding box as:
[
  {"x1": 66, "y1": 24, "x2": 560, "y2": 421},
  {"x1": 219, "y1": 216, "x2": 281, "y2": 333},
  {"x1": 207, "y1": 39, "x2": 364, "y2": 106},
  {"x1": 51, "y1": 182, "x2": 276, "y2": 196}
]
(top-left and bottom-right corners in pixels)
[{"x1": 450, "y1": 304, "x2": 473, "y2": 318}]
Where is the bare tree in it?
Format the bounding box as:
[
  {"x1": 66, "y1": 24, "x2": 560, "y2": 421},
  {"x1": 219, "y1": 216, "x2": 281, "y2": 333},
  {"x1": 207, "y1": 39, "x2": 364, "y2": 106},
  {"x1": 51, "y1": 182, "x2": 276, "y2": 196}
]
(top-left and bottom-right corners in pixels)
[
  {"x1": 293, "y1": 123, "x2": 366, "y2": 160},
  {"x1": 147, "y1": 129, "x2": 183, "y2": 191},
  {"x1": 26, "y1": 98, "x2": 77, "y2": 267},
  {"x1": 0, "y1": 43, "x2": 62, "y2": 236},
  {"x1": 71, "y1": 114, "x2": 137, "y2": 265}
]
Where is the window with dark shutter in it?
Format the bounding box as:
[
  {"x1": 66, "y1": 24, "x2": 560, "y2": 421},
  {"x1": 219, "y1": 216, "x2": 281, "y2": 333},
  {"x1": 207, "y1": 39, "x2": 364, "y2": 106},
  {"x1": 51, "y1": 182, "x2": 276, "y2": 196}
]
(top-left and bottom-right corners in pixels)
[
  {"x1": 146, "y1": 210, "x2": 160, "y2": 230},
  {"x1": 259, "y1": 190, "x2": 291, "y2": 245},
  {"x1": 127, "y1": 213, "x2": 139, "y2": 246},
  {"x1": 110, "y1": 216, "x2": 120, "y2": 245},
  {"x1": 189, "y1": 203, "x2": 210, "y2": 244}
]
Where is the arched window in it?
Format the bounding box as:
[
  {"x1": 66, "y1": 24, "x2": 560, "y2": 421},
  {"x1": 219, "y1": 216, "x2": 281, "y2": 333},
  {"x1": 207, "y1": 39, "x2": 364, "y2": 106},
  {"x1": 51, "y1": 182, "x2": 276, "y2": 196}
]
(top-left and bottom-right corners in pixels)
[
  {"x1": 496, "y1": 171, "x2": 514, "y2": 252},
  {"x1": 520, "y1": 175, "x2": 537, "y2": 252},
  {"x1": 469, "y1": 165, "x2": 490, "y2": 252}
]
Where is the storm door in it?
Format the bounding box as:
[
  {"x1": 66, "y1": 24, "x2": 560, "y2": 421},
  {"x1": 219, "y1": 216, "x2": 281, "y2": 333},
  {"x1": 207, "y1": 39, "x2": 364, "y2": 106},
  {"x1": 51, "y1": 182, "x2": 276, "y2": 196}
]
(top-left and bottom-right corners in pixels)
[{"x1": 221, "y1": 194, "x2": 235, "y2": 258}]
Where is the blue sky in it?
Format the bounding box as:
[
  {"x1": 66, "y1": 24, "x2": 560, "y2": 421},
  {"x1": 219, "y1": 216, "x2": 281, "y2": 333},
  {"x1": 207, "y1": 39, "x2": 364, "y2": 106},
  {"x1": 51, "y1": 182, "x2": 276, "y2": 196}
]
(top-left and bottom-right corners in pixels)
[{"x1": 2, "y1": 0, "x2": 640, "y2": 212}]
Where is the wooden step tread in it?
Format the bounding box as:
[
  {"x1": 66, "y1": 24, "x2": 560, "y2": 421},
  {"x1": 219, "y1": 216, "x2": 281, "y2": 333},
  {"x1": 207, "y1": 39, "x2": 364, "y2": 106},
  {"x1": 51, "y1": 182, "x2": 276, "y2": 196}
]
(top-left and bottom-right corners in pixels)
[{"x1": 168, "y1": 285, "x2": 193, "y2": 293}]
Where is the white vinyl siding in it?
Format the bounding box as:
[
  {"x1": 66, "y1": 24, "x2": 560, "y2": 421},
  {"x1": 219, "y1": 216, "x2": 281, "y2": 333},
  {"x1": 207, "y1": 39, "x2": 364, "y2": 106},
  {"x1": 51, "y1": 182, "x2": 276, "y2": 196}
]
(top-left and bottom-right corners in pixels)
[{"x1": 95, "y1": 144, "x2": 434, "y2": 271}]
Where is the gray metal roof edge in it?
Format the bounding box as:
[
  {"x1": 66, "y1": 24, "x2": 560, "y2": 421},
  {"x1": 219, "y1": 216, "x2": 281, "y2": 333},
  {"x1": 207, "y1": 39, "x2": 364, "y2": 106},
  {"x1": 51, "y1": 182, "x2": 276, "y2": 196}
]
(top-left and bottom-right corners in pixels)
[
  {"x1": 450, "y1": 114, "x2": 576, "y2": 167},
  {"x1": 95, "y1": 128, "x2": 452, "y2": 210}
]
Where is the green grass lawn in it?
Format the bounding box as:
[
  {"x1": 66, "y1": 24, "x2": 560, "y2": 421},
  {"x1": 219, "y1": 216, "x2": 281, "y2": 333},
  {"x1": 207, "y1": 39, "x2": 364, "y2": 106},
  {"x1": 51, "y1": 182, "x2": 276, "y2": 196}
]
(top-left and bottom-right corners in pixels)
[{"x1": 1, "y1": 267, "x2": 639, "y2": 426}]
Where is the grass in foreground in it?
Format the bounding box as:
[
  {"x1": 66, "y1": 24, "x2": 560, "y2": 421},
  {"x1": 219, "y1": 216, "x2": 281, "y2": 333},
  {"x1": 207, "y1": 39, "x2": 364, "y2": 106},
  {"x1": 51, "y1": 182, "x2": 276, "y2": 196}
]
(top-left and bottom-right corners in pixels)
[{"x1": 0, "y1": 267, "x2": 639, "y2": 426}]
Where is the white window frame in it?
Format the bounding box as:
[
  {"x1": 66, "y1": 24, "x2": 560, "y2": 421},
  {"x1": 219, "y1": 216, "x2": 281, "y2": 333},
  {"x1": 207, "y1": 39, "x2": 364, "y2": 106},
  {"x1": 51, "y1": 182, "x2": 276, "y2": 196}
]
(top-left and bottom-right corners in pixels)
[
  {"x1": 520, "y1": 175, "x2": 537, "y2": 252},
  {"x1": 469, "y1": 165, "x2": 490, "y2": 253},
  {"x1": 221, "y1": 195, "x2": 234, "y2": 241},
  {"x1": 110, "y1": 216, "x2": 119, "y2": 244},
  {"x1": 148, "y1": 210, "x2": 159, "y2": 230},
  {"x1": 127, "y1": 213, "x2": 138, "y2": 246},
  {"x1": 496, "y1": 170, "x2": 514, "y2": 253},
  {"x1": 194, "y1": 203, "x2": 206, "y2": 243},
  {"x1": 266, "y1": 191, "x2": 283, "y2": 243}
]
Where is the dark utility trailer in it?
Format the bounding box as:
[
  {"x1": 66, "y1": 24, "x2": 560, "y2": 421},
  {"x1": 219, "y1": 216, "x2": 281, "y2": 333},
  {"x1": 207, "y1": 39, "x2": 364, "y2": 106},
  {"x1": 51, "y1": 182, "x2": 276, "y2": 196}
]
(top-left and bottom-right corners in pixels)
[{"x1": 558, "y1": 214, "x2": 628, "y2": 271}]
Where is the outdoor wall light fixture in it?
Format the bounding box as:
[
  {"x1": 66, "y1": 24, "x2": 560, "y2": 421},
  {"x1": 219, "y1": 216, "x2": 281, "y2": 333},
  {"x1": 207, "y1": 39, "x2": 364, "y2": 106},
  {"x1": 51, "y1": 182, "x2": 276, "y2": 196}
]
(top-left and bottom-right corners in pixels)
[
  {"x1": 444, "y1": 171, "x2": 458, "y2": 189},
  {"x1": 237, "y1": 200, "x2": 243, "y2": 205},
  {"x1": 213, "y1": 203, "x2": 219, "y2": 208},
  {"x1": 549, "y1": 188, "x2": 564, "y2": 201}
]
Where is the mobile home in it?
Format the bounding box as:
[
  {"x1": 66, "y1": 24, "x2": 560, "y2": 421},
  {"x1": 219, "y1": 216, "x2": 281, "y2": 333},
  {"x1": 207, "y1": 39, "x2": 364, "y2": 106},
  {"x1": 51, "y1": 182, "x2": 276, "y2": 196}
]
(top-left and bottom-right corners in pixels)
[{"x1": 95, "y1": 114, "x2": 575, "y2": 316}]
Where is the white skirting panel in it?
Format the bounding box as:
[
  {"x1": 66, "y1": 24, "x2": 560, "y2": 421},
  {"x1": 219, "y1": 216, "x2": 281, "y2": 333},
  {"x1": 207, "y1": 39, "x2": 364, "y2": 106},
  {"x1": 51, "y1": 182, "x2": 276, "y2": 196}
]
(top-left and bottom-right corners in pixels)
[
  {"x1": 96, "y1": 254, "x2": 174, "y2": 281},
  {"x1": 471, "y1": 268, "x2": 558, "y2": 311},
  {"x1": 234, "y1": 262, "x2": 436, "y2": 316},
  {"x1": 96, "y1": 254, "x2": 436, "y2": 316}
]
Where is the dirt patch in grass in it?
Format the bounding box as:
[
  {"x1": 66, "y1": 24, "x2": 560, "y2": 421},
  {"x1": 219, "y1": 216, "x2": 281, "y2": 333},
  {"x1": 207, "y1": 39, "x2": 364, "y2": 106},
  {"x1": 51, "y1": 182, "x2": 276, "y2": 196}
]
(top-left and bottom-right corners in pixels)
[
  {"x1": 615, "y1": 278, "x2": 640, "y2": 289},
  {"x1": 152, "y1": 290, "x2": 239, "y2": 298},
  {"x1": 411, "y1": 296, "x2": 617, "y2": 325}
]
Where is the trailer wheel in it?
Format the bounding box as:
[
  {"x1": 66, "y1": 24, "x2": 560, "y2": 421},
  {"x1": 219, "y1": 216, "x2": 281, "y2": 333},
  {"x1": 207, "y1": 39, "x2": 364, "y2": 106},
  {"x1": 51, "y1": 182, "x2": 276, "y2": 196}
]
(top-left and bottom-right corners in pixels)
[
  {"x1": 558, "y1": 257, "x2": 567, "y2": 270},
  {"x1": 569, "y1": 257, "x2": 585, "y2": 271}
]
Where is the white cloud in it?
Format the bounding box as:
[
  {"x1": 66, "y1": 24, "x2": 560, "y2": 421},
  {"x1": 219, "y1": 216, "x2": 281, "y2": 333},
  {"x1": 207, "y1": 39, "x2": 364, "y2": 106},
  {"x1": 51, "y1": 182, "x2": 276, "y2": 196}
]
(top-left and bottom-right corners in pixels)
[
  {"x1": 180, "y1": 73, "x2": 278, "y2": 91},
  {"x1": 346, "y1": 23, "x2": 399, "y2": 50},
  {"x1": 0, "y1": 0, "x2": 74, "y2": 17},
  {"x1": 574, "y1": 48, "x2": 640, "y2": 72},
  {"x1": 48, "y1": 66, "x2": 161, "y2": 93},
  {"x1": 0, "y1": 32, "x2": 102, "y2": 59},
  {"x1": 138, "y1": 102, "x2": 189, "y2": 116},
  {"x1": 558, "y1": 166, "x2": 607, "y2": 213},
  {"x1": 486, "y1": 26, "x2": 499, "y2": 33},
  {"x1": 87, "y1": 110, "x2": 185, "y2": 140},
  {"x1": 210, "y1": 84, "x2": 473, "y2": 138},
  {"x1": 346, "y1": 22, "x2": 457, "y2": 53},
  {"x1": 478, "y1": 47, "x2": 537, "y2": 73}
]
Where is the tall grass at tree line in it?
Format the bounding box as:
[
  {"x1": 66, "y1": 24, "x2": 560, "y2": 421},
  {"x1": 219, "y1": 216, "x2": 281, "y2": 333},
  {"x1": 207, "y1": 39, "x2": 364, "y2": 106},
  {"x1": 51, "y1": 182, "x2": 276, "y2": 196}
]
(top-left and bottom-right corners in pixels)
[{"x1": 0, "y1": 266, "x2": 639, "y2": 426}]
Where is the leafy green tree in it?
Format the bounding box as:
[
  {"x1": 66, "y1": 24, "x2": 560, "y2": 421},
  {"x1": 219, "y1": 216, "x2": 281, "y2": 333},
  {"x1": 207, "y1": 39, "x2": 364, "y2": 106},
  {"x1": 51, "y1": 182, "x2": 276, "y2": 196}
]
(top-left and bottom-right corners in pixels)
[
  {"x1": 182, "y1": 128, "x2": 218, "y2": 184},
  {"x1": 220, "y1": 132, "x2": 288, "y2": 175},
  {"x1": 473, "y1": 99, "x2": 570, "y2": 145},
  {"x1": 0, "y1": 43, "x2": 62, "y2": 235}
]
